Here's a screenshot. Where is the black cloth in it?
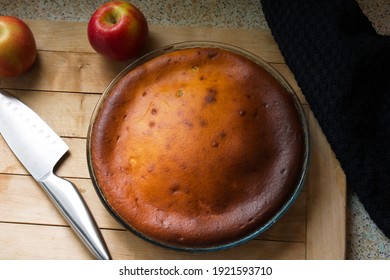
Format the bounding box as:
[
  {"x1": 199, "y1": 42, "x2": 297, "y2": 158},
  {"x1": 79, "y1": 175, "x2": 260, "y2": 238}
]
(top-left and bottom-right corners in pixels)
[{"x1": 260, "y1": 0, "x2": 390, "y2": 237}]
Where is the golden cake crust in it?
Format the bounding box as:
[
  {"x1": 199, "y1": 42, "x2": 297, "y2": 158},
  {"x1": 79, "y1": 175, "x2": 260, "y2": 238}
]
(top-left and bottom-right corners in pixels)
[{"x1": 91, "y1": 47, "x2": 305, "y2": 248}]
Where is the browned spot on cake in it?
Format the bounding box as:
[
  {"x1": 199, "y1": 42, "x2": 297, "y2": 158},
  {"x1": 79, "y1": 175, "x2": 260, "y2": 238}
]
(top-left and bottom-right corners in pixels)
[
  {"x1": 183, "y1": 119, "x2": 194, "y2": 128},
  {"x1": 199, "y1": 119, "x2": 208, "y2": 127},
  {"x1": 170, "y1": 183, "x2": 181, "y2": 194},
  {"x1": 204, "y1": 88, "x2": 217, "y2": 104},
  {"x1": 219, "y1": 131, "x2": 227, "y2": 139},
  {"x1": 207, "y1": 51, "x2": 218, "y2": 59}
]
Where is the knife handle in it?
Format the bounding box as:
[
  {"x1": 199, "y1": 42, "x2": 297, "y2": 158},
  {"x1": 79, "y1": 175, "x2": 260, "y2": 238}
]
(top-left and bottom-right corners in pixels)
[{"x1": 39, "y1": 172, "x2": 112, "y2": 260}]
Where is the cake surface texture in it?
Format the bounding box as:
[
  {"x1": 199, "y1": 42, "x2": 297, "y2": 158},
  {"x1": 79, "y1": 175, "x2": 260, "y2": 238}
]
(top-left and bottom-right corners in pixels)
[{"x1": 90, "y1": 47, "x2": 305, "y2": 249}]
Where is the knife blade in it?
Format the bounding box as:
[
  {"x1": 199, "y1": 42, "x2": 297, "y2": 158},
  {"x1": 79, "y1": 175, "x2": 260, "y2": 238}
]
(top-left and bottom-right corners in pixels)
[{"x1": 0, "y1": 89, "x2": 111, "y2": 260}]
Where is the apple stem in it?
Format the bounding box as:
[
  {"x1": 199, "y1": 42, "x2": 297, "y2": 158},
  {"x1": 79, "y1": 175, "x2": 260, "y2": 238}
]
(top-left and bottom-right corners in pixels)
[{"x1": 109, "y1": 14, "x2": 118, "y2": 25}]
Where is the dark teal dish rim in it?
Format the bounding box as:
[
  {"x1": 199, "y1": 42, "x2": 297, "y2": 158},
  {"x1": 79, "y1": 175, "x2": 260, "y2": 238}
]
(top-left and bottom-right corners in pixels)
[{"x1": 87, "y1": 41, "x2": 310, "y2": 252}]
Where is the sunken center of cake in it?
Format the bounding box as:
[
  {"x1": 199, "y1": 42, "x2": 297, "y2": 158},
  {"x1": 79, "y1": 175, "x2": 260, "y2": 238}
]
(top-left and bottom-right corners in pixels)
[{"x1": 91, "y1": 47, "x2": 305, "y2": 248}]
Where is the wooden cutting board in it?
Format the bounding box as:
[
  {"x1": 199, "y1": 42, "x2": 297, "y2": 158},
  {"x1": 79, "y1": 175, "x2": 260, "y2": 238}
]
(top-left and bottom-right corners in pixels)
[{"x1": 0, "y1": 20, "x2": 346, "y2": 260}]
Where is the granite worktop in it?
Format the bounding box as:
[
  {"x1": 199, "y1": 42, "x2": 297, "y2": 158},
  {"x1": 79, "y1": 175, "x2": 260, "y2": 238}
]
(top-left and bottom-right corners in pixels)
[{"x1": 1, "y1": 0, "x2": 389, "y2": 260}]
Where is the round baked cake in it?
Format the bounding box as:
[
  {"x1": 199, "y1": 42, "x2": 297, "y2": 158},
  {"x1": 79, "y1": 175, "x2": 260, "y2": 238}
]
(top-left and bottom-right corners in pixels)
[{"x1": 89, "y1": 46, "x2": 307, "y2": 249}]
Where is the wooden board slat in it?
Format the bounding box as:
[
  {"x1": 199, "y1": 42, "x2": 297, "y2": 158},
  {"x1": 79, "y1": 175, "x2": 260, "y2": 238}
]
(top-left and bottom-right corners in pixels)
[
  {"x1": 0, "y1": 173, "x2": 306, "y2": 243},
  {"x1": 305, "y1": 108, "x2": 346, "y2": 259},
  {"x1": 0, "y1": 223, "x2": 305, "y2": 260},
  {"x1": 0, "y1": 174, "x2": 119, "y2": 229},
  {"x1": 2, "y1": 89, "x2": 99, "y2": 138},
  {"x1": 25, "y1": 20, "x2": 285, "y2": 64},
  {"x1": 0, "y1": 137, "x2": 89, "y2": 178},
  {"x1": 0, "y1": 52, "x2": 307, "y2": 104},
  {"x1": 0, "y1": 51, "x2": 128, "y2": 94}
]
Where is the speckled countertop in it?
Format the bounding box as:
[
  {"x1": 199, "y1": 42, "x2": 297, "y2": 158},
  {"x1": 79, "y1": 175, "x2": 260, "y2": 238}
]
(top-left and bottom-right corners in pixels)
[{"x1": 1, "y1": 0, "x2": 389, "y2": 260}]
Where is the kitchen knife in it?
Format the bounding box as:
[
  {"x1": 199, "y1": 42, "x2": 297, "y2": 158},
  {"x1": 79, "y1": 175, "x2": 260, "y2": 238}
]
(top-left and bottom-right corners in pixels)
[{"x1": 0, "y1": 89, "x2": 111, "y2": 260}]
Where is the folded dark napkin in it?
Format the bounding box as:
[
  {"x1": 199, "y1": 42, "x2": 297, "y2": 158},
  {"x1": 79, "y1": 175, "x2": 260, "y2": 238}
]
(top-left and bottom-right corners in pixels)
[{"x1": 260, "y1": 0, "x2": 390, "y2": 237}]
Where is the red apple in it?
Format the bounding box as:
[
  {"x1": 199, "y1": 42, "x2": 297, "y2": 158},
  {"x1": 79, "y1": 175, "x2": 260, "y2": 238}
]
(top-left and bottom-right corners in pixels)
[
  {"x1": 87, "y1": 1, "x2": 149, "y2": 60},
  {"x1": 0, "y1": 16, "x2": 37, "y2": 77}
]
